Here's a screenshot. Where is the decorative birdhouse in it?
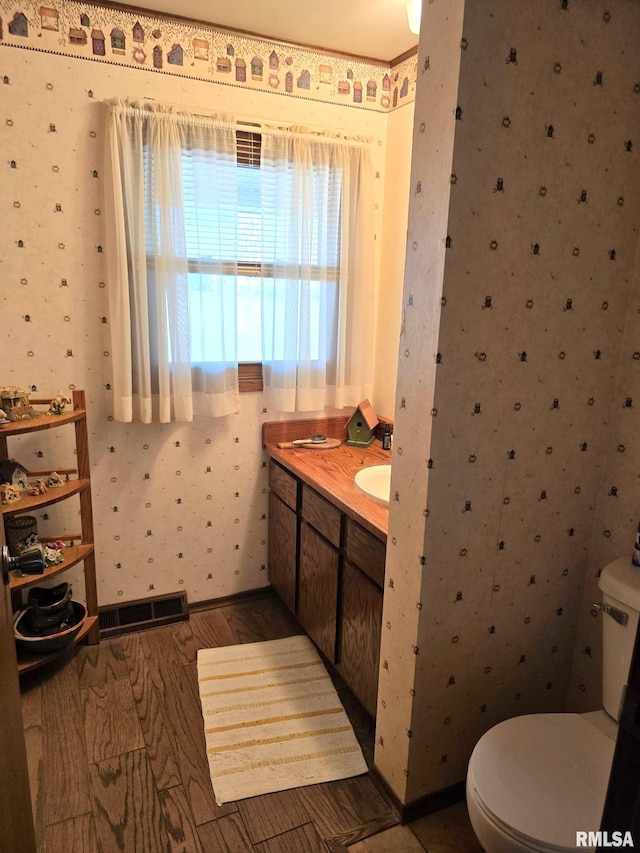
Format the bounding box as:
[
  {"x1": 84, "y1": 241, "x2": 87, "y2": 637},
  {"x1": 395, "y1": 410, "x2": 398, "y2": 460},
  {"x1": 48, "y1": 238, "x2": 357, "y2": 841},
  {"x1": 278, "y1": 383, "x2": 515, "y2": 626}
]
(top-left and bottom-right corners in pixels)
[
  {"x1": 0, "y1": 459, "x2": 30, "y2": 491},
  {"x1": 346, "y1": 399, "x2": 378, "y2": 447}
]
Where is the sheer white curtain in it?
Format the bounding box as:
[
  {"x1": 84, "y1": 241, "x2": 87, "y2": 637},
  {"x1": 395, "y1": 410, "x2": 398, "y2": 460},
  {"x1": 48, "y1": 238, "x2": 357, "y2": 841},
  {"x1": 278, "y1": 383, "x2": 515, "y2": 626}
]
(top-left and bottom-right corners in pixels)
[
  {"x1": 260, "y1": 129, "x2": 375, "y2": 412},
  {"x1": 104, "y1": 101, "x2": 375, "y2": 420},
  {"x1": 104, "y1": 99, "x2": 240, "y2": 423}
]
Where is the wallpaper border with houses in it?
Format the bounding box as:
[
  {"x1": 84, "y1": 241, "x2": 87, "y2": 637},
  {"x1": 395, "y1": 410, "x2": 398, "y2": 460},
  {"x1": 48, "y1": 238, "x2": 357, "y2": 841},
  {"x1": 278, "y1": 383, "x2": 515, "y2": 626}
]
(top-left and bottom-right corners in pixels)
[{"x1": 0, "y1": 0, "x2": 417, "y2": 111}]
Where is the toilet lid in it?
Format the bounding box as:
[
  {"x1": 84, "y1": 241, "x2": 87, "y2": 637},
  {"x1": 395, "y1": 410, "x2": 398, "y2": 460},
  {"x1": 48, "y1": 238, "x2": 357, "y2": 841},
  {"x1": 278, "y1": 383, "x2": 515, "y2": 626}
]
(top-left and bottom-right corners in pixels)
[{"x1": 468, "y1": 714, "x2": 615, "y2": 851}]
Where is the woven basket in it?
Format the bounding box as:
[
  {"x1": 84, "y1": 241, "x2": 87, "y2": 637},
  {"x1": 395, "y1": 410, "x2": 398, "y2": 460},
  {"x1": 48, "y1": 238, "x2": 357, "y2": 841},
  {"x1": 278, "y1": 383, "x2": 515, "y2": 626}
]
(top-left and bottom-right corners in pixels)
[{"x1": 5, "y1": 515, "x2": 38, "y2": 557}]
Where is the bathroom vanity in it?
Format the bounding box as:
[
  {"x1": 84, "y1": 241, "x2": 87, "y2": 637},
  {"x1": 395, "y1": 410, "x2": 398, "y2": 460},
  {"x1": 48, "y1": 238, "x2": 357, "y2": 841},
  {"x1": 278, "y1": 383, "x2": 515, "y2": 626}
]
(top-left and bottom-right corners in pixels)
[{"x1": 264, "y1": 419, "x2": 390, "y2": 717}]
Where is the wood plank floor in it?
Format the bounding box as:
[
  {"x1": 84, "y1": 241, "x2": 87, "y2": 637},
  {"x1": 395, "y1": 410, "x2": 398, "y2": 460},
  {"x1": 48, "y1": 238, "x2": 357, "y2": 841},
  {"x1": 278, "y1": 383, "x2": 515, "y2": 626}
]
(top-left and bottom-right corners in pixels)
[{"x1": 19, "y1": 593, "x2": 402, "y2": 853}]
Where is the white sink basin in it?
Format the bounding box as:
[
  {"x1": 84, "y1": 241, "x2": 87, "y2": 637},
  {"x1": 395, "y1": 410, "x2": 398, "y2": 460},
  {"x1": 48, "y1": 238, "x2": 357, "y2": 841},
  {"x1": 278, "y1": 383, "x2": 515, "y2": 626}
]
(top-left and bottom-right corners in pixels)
[{"x1": 354, "y1": 464, "x2": 392, "y2": 505}]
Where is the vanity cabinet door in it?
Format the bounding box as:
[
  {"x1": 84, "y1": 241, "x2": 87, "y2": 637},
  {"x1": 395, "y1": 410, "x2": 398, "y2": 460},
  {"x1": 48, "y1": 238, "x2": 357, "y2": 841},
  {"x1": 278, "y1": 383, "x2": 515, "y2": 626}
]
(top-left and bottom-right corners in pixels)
[
  {"x1": 298, "y1": 523, "x2": 339, "y2": 663},
  {"x1": 267, "y1": 491, "x2": 297, "y2": 613},
  {"x1": 338, "y1": 561, "x2": 383, "y2": 718}
]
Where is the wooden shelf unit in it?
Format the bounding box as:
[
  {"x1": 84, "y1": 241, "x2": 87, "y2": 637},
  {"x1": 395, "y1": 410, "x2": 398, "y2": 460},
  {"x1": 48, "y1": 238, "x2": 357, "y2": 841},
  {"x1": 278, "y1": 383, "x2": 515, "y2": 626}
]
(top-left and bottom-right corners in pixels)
[
  {"x1": 1, "y1": 390, "x2": 99, "y2": 672},
  {"x1": 2, "y1": 479, "x2": 91, "y2": 517},
  {"x1": 8, "y1": 543, "x2": 95, "y2": 592}
]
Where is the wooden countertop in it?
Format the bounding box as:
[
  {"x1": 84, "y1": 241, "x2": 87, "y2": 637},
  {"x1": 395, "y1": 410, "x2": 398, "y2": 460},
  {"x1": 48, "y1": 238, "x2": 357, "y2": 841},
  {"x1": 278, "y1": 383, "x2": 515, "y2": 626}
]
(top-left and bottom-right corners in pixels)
[{"x1": 266, "y1": 439, "x2": 390, "y2": 542}]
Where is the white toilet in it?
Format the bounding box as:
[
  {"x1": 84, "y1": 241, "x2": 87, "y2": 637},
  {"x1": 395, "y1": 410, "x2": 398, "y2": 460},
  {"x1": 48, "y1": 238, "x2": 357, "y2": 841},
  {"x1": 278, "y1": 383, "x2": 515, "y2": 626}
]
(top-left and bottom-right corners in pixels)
[{"x1": 466, "y1": 556, "x2": 640, "y2": 853}]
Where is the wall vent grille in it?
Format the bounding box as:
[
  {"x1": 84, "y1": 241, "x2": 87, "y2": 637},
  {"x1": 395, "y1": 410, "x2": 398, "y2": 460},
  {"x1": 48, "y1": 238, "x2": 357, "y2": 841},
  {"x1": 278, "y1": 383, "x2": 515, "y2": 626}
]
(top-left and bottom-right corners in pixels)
[{"x1": 98, "y1": 592, "x2": 188, "y2": 637}]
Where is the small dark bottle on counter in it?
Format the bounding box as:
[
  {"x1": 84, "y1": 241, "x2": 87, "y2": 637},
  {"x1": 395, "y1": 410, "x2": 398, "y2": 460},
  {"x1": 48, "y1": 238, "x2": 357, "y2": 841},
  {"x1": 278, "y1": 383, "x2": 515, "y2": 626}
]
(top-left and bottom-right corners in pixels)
[{"x1": 382, "y1": 424, "x2": 392, "y2": 450}]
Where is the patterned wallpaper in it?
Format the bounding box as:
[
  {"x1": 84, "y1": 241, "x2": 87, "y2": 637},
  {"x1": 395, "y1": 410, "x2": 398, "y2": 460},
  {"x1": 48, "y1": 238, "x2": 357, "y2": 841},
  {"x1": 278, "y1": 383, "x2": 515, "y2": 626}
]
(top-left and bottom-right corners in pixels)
[
  {"x1": 377, "y1": 0, "x2": 640, "y2": 805},
  {"x1": 0, "y1": 0, "x2": 417, "y2": 112},
  {"x1": 7, "y1": 0, "x2": 638, "y2": 812},
  {"x1": 0, "y1": 18, "x2": 404, "y2": 606}
]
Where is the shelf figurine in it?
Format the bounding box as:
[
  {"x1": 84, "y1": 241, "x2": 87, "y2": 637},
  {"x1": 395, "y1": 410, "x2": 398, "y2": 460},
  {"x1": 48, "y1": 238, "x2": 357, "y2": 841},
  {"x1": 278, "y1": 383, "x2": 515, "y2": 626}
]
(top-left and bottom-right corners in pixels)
[
  {"x1": 0, "y1": 458, "x2": 30, "y2": 490},
  {"x1": 43, "y1": 541, "x2": 65, "y2": 565},
  {"x1": 0, "y1": 385, "x2": 39, "y2": 420},
  {"x1": 46, "y1": 471, "x2": 64, "y2": 488},
  {"x1": 0, "y1": 483, "x2": 21, "y2": 504},
  {"x1": 49, "y1": 392, "x2": 71, "y2": 415},
  {"x1": 30, "y1": 479, "x2": 48, "y2": 496}
]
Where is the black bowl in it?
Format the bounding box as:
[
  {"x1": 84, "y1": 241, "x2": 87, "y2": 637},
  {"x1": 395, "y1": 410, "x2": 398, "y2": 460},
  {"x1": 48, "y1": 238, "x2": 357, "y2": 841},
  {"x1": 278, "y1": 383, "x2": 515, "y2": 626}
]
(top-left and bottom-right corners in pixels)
[{"x1": 14, "y1": 600, "x2": 87, "y2": 654}]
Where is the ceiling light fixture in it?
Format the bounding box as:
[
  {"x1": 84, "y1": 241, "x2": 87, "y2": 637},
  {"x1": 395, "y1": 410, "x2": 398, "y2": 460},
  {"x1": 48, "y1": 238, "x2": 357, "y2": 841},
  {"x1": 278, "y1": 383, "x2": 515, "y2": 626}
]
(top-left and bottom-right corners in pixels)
[{"x1": 406, "y1": 0, "x2": 421, "y2": 35}]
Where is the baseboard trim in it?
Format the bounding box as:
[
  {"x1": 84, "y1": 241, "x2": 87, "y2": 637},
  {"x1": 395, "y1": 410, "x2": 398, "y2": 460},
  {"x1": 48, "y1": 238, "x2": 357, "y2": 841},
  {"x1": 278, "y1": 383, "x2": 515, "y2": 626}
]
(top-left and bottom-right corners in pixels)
[
  {"x1": 189, "y1": 585, "x2": 275, "y2": 613},
  {"x1": 98, "y1": 586, "x2": 276, "y2": 638},
  {"x1": 402, "y1": 780, "x2": 467, "y2": 824},
  {"x1": 369, "y1": 764, "x2": 466, "y2": 824}
]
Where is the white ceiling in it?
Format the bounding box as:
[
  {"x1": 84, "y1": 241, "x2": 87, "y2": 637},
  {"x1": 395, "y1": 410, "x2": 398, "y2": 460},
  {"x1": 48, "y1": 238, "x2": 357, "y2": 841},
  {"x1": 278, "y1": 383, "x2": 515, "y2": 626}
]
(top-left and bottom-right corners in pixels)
[{"x1": 113, "y1": 0, "x2": 419, "y2": 63}]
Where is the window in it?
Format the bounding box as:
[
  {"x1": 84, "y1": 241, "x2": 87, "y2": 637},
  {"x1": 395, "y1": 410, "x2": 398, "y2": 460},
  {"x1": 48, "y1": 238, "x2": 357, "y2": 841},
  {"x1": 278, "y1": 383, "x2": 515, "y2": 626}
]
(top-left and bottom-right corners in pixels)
[
  {"x1": 105, "y1": 99, "x2": 374, "y2": 422},
  {"x1": 176, "y1": 131, "x2": 262, "y2": 366},
  {"x1": 171, "y1": 130, "x2": 339, "y2": 370}
]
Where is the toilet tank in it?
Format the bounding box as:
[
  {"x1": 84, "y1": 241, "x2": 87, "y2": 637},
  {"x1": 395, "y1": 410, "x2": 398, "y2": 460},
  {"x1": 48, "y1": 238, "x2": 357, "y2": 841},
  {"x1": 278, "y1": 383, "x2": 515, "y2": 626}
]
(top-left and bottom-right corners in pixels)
[{"x1": 598, "y1": 557, "x2": 640, "y2": 721}]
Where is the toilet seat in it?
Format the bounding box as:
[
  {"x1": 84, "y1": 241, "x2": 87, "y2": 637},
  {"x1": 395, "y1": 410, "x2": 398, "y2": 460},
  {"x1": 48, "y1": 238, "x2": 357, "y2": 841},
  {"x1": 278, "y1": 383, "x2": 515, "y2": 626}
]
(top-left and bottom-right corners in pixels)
[
  {"x1": 467, "y1": 713, "x2": 615, "y2": 852},
  {"x1": 467, "y1": 779, "x2": 575, "y2": 852}
]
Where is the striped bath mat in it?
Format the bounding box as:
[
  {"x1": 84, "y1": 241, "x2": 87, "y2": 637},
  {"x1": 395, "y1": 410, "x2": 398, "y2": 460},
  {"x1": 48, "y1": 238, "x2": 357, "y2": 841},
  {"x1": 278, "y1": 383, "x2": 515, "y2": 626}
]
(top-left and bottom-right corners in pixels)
[{"x1": 196, "y1": 634, "x2": 367, "y2": 804}]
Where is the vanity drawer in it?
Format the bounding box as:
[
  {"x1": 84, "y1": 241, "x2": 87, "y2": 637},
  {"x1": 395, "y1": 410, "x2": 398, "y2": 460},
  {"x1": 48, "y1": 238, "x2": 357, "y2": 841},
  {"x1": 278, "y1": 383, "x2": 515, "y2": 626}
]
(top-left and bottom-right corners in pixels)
[
  {"x1": 345, "y1": 519, "x2": 386, "y2": 589},
  {"x1": 302, "y1": 485, "x2": 342, "y2": 548},
  {"x1": 269, "y1": 460, "x2": 298, "y2": 511}
]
